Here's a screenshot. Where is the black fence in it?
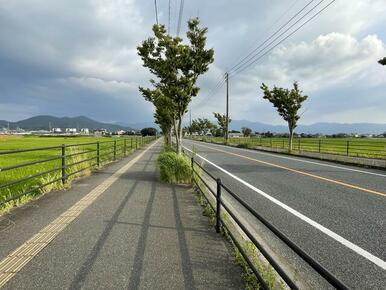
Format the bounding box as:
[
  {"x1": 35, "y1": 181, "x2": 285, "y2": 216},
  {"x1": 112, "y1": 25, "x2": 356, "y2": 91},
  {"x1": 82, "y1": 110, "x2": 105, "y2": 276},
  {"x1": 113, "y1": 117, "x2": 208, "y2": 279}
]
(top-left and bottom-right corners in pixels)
[
  {"x1": 187, "y1": 151, "x2": 350, "y2": 290},
  {"x1": 0, "y1": 136, "x2": 156, "y2": 207},
  {"x1": 196, "y1": 137, "x2": 386, "y2": 159}
]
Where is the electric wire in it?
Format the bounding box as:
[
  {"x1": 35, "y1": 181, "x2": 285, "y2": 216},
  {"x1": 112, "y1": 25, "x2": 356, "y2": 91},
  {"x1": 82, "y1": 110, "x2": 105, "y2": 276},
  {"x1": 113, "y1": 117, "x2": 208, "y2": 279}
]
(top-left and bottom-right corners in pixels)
[{"x1": 229, "y1": 0, "x2": 336, "y2": 77}]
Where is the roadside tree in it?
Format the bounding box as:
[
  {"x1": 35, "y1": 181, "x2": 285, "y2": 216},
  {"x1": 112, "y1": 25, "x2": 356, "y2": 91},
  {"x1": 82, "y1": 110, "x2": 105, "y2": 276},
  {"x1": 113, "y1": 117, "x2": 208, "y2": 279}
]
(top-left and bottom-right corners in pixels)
[
  {"x1": 260, "y1": 82, "x2": 308, "y2": 151},
  {"x1": 138, "y1": 19, "x2": 214, "y2": 154},
  {"x1": 242, "y1": 127, "x2": 252, "y2": 137},
  {"x1": 213, "y1": 112, "x2": 231, "y2": 138}
]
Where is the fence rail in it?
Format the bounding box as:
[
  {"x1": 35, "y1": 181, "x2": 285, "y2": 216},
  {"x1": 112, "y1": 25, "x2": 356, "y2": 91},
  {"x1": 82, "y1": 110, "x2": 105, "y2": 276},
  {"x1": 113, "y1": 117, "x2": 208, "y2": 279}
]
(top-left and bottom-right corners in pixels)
[
  {"x1": 193, "y1": 136, "x2": 386, "y2": 159},
  {"x1": 0, "y1": 136, "x2": 156, "y2": 207},
  {"x1": 186, "y1": 150, "x2": 350, "y2": 290}
]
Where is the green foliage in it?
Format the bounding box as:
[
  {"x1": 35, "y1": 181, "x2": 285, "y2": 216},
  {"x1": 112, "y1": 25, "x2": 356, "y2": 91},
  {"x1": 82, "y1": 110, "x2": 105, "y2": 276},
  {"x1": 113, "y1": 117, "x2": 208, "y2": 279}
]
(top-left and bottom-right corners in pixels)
[
  {"x1": 213, "y1": 112, "x2": 231, "y2": 137},
  {"x1": 140, "y1": 127, "x2": 157, "y2": 136},
  {"x1": 237, "y1": 143, "x2": 249, "y2": 149},
  {"x1": 190, "y1": 118, "x2": 215, "y2": 135},
  {"x1": 157, "y1": 150, "x2": 192, "y2": 184},
  {"x1": 242, "y1": 127, "x2": 252, "y2": 137},
  {"x1": 260, "y1": 82, "x2": 308, "y2": 151},
  {"x1": 138, "y1": 18, "x2": 214, "y2": 154}
]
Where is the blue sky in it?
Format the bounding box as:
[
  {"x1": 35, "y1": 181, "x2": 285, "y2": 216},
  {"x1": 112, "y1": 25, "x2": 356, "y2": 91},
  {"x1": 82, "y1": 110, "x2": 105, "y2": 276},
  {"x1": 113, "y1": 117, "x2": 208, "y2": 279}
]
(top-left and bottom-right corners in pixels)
[{"x1": 0, "y1": 0, "x2": 385, "y2": 125}]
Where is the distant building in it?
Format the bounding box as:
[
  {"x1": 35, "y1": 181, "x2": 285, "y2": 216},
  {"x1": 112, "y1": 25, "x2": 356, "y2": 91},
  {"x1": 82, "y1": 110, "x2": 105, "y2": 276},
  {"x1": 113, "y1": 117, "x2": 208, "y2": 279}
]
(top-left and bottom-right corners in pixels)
[
  {"x1": 229, "y1": 132, "x2": 243, "y2": 138},
  {"x1": 52, "y1": 128, "x2": 62, "y2": 133},
  {"x1": 115, "y1": 130, "x2": 126, "y2": 135},
  {"x1": 66, "y1": 128, "x2": 77, "y2": 134},
  {"x1": 93, "y1": 129, "x2": 108, "y2": 136},
  {"x1": 80, "y1": 128, "x2": 89, "y2": 135}
]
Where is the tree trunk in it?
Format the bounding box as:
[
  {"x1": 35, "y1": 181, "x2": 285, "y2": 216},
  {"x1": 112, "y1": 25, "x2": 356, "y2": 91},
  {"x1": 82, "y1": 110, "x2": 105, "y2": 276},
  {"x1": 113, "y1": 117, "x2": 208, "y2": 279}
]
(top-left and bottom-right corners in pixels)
[
  {"x1": 288, "y1": 126, "x2": 293, "y2": 152},
  {"x1": 176, "y1": 114, "x2": 183, "y2": 155},
  {"x1": 173, "y1": 120, "x2": 180, "y2": 154}
]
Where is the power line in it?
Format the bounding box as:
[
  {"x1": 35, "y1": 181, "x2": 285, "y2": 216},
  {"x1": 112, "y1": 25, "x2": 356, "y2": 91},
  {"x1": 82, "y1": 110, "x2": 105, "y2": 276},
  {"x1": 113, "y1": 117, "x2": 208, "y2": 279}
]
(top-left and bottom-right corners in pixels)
[
  {"x1": 168, "y1": 0, "x2": 171, "y2": 33},
  {"x1": 154, "y1": 0, "x2": 159, "y2": 25},
  {"x1": 177, "y1": 0, "x2": 185, "y2": 36},
  {"x1": 228, "y1": 0, "x2": 318, "y2": 73},
  {"x1": 230, "y1": 0, "x2": 336, "y2": 77},
  {"x1": 226, "y1": 0, "x2": 302, "y2": 73}
]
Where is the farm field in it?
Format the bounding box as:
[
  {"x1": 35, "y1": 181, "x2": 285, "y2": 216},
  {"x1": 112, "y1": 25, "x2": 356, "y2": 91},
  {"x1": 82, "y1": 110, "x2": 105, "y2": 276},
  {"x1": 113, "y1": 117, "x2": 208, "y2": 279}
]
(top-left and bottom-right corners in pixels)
[
  {"x1": 191, "y1": 136, "x2": 386, "y2": 159},
  {"x1": 0, "y1": 135, "x2": 151, "y2": 208}
]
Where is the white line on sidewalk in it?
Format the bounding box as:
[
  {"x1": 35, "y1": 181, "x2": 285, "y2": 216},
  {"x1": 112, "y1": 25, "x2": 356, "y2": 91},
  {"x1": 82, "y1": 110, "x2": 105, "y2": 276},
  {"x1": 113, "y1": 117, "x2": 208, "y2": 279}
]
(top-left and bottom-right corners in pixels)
[{"x1": 183, "y1": 145, "x2": 386, "y2": 271}]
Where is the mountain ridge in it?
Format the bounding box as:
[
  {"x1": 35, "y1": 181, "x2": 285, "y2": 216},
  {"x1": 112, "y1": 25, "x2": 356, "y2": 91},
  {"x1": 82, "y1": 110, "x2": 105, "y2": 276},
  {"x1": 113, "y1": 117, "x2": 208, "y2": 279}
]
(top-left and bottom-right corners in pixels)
[
  {"x1": 1, "y1": 115, "x2": 385, "y2": 134},
  {"x1": 0, "y1": 115, "x2": 135, "y2": 132}
]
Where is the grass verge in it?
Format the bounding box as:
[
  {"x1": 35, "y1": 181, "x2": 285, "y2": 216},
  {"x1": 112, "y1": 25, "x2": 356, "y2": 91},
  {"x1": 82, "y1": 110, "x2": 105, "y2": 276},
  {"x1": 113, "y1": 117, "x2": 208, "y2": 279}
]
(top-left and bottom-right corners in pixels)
[{"x1": 157, "y1": 146, "x2": 192, "y2": 184}]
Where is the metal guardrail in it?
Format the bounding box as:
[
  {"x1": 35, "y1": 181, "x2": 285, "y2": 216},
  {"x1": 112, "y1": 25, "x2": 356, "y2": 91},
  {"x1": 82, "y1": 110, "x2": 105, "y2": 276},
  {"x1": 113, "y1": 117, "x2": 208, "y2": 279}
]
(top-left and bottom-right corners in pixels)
[
  {"x1": 0, "y1": 136, "x2": 156, "y2": 207},
  {"x1": 187, "y1": 152, "x2": 350, "y2": 290},
  {"x1": 194, "y1": 137, "x2": 386, "y2": 159}
]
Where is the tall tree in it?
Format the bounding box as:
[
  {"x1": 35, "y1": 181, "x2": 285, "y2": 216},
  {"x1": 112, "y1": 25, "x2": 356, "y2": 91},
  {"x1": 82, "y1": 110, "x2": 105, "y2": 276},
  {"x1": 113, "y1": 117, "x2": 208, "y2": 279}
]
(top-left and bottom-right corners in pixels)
[
  {"x1": 138, "y1": 18, "x2": 214, "y2": 154},
  {"x1": 260, "y1": 82, "x2": 308, "y2": 151},
  {"x1": 241, "y1": 127, "x2": 252, "y2": 137},
  {"x1": 213, "y1": 112, "x2": 231, "y2": 138},
  {"x1": 379, "y1": 57, "x2": 386, "y2": 65},
  {"x1": 139, "y1": 87, "x2": 175, "y2": 145}
]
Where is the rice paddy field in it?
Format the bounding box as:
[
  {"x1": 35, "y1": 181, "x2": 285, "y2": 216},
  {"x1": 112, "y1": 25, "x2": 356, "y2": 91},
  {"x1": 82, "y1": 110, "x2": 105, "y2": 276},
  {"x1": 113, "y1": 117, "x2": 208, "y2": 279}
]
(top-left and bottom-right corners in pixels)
[
  {"x1": 192, "y1": 136, "x2": 386, "y2": 159},
  {"x1": 0, "y1": 135, "x2": 153, "y2": 209}
]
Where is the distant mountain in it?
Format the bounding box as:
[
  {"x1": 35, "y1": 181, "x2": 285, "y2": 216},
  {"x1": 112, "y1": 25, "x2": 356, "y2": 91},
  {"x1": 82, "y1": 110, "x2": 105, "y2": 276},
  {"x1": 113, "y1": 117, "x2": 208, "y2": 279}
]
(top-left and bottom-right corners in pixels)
[
  {"x1": 0, "y1": 115, "x2": 136, "y2": 132},
  {"x1": 230, "y1": 120, "x2": 386, "y2": 135},
  {"x1": 116, "y1": 121, "x2": 160, "y2": 131}
]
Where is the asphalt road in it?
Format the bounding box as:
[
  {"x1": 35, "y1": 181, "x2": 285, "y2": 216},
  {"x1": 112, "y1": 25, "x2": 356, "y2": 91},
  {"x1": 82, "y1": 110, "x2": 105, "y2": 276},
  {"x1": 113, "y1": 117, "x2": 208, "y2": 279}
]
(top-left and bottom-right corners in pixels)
[{"x1": 183, "y1": 139, "x2": 386, "y2": 290}]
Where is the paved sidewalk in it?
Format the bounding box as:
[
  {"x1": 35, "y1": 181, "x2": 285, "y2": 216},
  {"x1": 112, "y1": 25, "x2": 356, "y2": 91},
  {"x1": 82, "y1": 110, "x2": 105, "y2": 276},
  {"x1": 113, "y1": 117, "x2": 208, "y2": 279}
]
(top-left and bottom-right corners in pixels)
[{"x1": 0, "y1": 140, "x2": 243, "y2": 289}]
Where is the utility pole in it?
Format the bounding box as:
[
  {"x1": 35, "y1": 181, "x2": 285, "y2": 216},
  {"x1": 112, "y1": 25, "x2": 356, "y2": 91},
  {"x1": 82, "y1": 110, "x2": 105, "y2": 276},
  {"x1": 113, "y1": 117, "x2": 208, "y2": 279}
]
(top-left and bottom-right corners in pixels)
[
  {"x1": 225, "y1": 72, "x2": 229, "y2": 143},
  {"x1": 189, "y1": 109, "x2": 192, "y2": 137}
]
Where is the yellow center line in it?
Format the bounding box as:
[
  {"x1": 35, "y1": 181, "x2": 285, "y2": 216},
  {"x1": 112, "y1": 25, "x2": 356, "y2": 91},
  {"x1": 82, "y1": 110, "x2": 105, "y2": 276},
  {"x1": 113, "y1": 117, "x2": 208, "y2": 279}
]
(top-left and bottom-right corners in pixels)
[
  {"x1": 197, "y1": 142, "x2": 386, "y2": 197},
  {"x1": 0, "y1": 139, "x2": 160, "y2": 288}
]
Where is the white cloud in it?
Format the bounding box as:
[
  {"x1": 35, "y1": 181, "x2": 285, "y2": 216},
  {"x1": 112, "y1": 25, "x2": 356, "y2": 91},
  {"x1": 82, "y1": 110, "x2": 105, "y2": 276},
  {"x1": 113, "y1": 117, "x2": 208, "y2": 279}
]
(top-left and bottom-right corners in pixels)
[{"x1": 254, "y1": 33, "x2": 386, "y2": 91}]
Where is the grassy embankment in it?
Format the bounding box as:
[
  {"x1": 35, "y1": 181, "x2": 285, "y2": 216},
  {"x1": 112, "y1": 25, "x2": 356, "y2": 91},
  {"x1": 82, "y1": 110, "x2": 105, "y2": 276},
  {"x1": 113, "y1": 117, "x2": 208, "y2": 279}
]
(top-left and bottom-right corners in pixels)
[
  {"x1": 192, "y1": 136, "x2": 386, "y2": 159},
  {"x1": 0, "y1": 135, "x2": 148, "y2": 209}
]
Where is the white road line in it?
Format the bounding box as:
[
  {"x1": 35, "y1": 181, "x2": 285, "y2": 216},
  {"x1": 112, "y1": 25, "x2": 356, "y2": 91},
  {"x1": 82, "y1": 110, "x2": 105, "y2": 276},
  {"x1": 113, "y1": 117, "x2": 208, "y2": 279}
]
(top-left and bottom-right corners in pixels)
[
  {"x1": 183, "y1": 145, "x2": 386, "y2": 271},
  {"x1": 186, "y1": 140, "x2": 386, "y2": 178}
]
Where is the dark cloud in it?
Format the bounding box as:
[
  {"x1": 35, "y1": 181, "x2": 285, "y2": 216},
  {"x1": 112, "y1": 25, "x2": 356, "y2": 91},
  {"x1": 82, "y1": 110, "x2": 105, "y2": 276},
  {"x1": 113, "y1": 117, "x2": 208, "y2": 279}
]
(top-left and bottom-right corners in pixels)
[{"x1": 0, "y1": 0, "x2": 385, "y2": 124}]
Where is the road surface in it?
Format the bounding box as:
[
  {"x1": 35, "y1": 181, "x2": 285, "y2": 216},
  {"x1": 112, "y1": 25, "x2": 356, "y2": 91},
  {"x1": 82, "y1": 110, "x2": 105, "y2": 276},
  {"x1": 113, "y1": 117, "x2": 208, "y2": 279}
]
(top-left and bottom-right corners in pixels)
[{"x1": 183, "y1": 139, "x2": 386, "y2": 289}]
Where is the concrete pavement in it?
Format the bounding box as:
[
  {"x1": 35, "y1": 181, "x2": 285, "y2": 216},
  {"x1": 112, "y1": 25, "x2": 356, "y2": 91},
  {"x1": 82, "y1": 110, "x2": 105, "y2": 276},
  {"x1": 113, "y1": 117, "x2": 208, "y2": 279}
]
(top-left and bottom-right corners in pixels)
[{"x1": 0, "y1": 140, "x2": 243, "y2": 289}]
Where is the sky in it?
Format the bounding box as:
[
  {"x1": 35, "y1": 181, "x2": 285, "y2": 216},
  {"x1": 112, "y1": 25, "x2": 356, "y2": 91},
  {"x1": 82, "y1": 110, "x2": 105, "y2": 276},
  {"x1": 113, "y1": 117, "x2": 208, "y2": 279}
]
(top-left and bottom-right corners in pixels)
[{"x1": 0, "y1": 0, "x2": 385, "y2": 126}]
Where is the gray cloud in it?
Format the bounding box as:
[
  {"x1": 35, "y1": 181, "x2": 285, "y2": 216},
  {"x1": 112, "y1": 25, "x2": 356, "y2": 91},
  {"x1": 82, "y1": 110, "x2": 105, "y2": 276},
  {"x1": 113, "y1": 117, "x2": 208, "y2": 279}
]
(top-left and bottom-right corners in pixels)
[{"x1": 0, "y1": 0, "x2": 385, "y2": 125}]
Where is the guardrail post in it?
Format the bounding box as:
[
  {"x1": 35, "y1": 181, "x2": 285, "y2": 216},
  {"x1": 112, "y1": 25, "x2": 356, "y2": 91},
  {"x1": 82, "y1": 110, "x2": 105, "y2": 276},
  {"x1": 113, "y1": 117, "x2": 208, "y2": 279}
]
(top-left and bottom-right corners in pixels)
[
  {"x1": 61, "y1": 144, "x2": 66, "y2": 184},
  {"x1": 346, "y1": 140, "x2": 349, "y2": 156},
  {"x1": 124, "y1": 139, "x2": 127, "y2": 156},
  {"x1": 191, "y1": 156, "x2": 194, "y2": 169},
  {"x1": 298, "y1": 139, "x2": 301, "y2": 151},
  {"x1": 216, "y1": 178, "x2": 222, "y2": 233},
  {"x1": 96, "y1": 141, "x2": 100, "y2": 167},
  {"x1": 114, "y1": 140, "x2": 117, "y2": 160},
  {"x1": 270, "y1": 139, "x2": 273, "y2": 148},
  {"x1": 131, "y1": 137, "x2": 133, "y2": 150},
  {"x1": 136, "y1": 137, "x2": 138, "y2": 149}
]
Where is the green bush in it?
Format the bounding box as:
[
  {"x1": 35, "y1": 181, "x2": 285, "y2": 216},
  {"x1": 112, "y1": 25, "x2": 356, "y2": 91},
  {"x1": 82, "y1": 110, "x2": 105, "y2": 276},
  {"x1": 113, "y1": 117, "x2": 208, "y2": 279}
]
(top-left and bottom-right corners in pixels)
[
  {"x1": 158, "y1": 150, "x2": 192, "y2": 184},
  {"x1": 237, "y1": 143, "x2": 249, "y2": 149}
]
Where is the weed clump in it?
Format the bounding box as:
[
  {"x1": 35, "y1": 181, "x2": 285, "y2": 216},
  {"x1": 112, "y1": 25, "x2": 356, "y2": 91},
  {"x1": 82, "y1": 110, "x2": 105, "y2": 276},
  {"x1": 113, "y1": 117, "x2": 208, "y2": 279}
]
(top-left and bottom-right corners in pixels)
[
  {"x1": 158, "y1": 149, "x2": 192, "y2": 184},
  {"x1": 237, "y1": 143, "x2": 249, "y2": 149}
]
